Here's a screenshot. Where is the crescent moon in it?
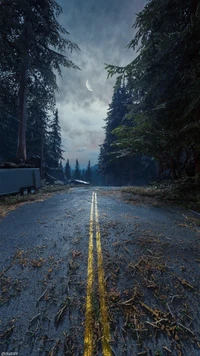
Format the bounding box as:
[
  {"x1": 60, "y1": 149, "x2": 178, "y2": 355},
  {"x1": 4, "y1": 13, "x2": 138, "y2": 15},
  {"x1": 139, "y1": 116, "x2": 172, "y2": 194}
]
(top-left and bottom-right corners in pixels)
[{"x1": 86, "y1": 79, "x2": 93, "y2": 92}]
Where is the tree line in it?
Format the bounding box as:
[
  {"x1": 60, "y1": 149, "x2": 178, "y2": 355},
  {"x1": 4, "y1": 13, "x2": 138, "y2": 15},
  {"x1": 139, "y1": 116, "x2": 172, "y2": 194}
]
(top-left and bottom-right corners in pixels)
[
  {"x1": 98, "y1": 83, "x2": 156, "y2": 186},
  {"x1": 0, "y1": 0, "x2": 79, "y2": 168},
  {"x1": 99, "y1": 0, "x2": 200, "y2": 185},
  {"x1": 65, "y1": 159, "x2": 101, "y2": 185}
]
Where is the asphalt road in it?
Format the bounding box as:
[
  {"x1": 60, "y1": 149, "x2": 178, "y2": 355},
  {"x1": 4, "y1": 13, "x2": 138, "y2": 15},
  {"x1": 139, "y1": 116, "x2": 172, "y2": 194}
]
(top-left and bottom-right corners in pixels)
[{"x1": 0, "y1": 187, "x2": 200, "y2": 356}]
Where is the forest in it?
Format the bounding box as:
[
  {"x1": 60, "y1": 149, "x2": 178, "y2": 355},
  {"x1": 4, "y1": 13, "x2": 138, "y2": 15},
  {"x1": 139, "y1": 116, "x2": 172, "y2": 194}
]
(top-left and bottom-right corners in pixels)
[
  {"x1": 0, "y1": 0, "x2": 79, "y2": 173},
  {"x1": 99, "y1": 0, "x2": 200, "y2": 187},
  {"x1": 0, "y1": 0, "x2": 200, "y2": 188},
  {"x1": 64, "y1": 159, "x2": 101, "y2": 185}
]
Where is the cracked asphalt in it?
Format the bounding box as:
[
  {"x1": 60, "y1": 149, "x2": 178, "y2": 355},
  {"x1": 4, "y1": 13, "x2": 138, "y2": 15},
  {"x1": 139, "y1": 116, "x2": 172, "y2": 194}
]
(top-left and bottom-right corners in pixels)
[{"x1": 0, "y1": 187, "x2": 200, "y2": 356}]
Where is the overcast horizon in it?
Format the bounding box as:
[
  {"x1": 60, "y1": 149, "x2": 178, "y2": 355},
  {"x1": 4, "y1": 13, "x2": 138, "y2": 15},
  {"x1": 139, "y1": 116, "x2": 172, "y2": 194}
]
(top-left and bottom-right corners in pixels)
[{"x1": 56, "y1": 0, "x2": 146, "y2": 169}]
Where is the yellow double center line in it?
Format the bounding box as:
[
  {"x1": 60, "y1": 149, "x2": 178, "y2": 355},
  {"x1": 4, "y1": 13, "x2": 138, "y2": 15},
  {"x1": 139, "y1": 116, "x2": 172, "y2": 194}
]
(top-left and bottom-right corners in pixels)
[{"x1": 84, "y1": 192, "x2": 112, "y2": 356}]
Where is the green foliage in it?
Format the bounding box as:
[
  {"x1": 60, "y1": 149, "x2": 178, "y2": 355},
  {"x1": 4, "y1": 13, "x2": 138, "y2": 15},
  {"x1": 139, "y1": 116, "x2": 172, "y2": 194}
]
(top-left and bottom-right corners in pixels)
[
  {"x1": 98, "y1": 85, "x2": 131, "y2": 184},
  {"x1": 85, "y1": 160, "x2": 92, "y2": 182},
  {"x1": 47, "y1": 109, "x2": 64, "y2": 168},
  {"x1": 0, "y1": 113, "x2": 18, "y2": 162},
  {"x1": 0, "y1": 0, "x2": 80, "y2": 162},
  {"x1": 98, "y1": 83, "x2": 154, "y2": 185},
  {"x1": 26, "y1": 104, "x2": 48, "y2": 160},
  {"x1": 105, "y1": 0, "x2": 200, "y2": 181},
  {"x1": 73, "y1": 159, "x2": 81, "y2": 180},
  {"x1": 91, "y1": 165, "x2": 101, "y2": 186},
  {"x1": 81, "y1": 169, "x2": 85, "y2": 181},
  {"x1": 65, "y1": 159, "x2": 71, "y2": 180}
]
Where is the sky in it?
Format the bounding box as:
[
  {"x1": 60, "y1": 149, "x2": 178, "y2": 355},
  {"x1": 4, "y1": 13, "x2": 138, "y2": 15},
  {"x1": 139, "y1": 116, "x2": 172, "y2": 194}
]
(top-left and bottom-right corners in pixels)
[{"x1": 56, "y1": 0, "x2": 146, "y2": 169}]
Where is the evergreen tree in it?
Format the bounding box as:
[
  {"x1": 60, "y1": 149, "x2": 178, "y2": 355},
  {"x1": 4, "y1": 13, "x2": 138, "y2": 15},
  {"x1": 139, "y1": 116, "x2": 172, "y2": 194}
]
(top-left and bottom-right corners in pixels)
[
  {"x1": 47, "y1": 109, "x2": 63, "y2": 168},
  {"x1": 106, "y1": 0, "x2": 200, "y2": 182},
  {"x1": 91, "y1": 165, "x2": 101, "y2": 186},
  {"x1": 85, "y1": 160, "x2": 92, "y2": 182},
  {"x1": 0, "y1": 0, "x2": 80, "y2": 161},
  {"x1": 98, "y1": 84, "x2": 148, "y2": 185},
  {"x1": 0, "y1": 24, "x2": 19, "y2": 162},
  {"x1": 73, "y1": 159, "x2": 81, "y2": 179},
  {"x1": 59, "y1": 161, "x2": 63, "y2": 171},
  {"x1": 98, "y1": 85, "x2": 130, "y2": 184},
  {"x1": 26, "y1": 103, "x2": 48, "y2": 159},
  {"x1": 0, "y1": 112, "x2": 18, "y2": 162},
  {"x1": 81, "y1": 169, "x2": 86, "y2": 181},
  {"x1": 65, "y1": 159, "x2": 71, "y2": 180}
]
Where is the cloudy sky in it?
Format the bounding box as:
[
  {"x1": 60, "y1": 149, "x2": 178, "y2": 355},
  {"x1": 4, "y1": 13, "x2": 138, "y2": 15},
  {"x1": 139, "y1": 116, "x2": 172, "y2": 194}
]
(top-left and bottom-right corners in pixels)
[{"x1": 56, "y1": 0, "x2": 146, "y2": 169}]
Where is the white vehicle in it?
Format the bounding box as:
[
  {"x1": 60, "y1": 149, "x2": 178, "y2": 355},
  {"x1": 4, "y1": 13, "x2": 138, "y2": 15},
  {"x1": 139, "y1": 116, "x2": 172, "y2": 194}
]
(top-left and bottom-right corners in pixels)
[
  {"x1": 0, "y1": 168, "x2": 41, "y2": 196},
  {"x1": 72, "y1": 179, "x2": 90, "y2": 185}
]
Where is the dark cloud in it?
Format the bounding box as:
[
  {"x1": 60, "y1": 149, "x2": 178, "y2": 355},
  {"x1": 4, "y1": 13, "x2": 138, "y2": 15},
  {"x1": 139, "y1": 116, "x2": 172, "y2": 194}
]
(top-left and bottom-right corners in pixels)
[{"x1": 56, "y1": 0, "x2": 146, "y2": 166}]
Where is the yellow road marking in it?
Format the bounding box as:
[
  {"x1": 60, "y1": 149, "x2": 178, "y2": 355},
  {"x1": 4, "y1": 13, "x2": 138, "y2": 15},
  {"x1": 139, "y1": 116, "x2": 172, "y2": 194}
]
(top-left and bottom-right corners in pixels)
[
  {"x1": 84, "y1": 192, "x2": 111, "y2": 356},
  {"x1": 94, "y1": 192, "x2": 112, "y2": 356},
  {"x1": 84, "y1": 192, "x2": 95, "y2": 356}
]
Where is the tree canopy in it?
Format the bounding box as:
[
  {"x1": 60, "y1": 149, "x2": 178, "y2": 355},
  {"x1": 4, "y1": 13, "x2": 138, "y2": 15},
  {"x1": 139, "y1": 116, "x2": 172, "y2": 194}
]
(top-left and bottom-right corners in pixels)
[
  {"x1": 73, "y1": 159, "x2": 81, "y2": 180},
  {"x1": 98, "y1": 84, "x2": 155, "y2": 185},
  {"x1": 65, "y1": 159, "x2": 71, "y2": 180},
  {"x1": 105, "y1": 0, "x2": 200, "y2": 182},
  {"x1": 0, "y1": 0, "x2": 80, "y2": 162}
]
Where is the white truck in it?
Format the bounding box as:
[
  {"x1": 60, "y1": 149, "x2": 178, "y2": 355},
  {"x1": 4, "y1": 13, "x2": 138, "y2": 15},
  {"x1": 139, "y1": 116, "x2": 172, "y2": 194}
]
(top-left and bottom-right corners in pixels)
[{"x1": 0, "y1": 168, "x2": 41, "y2": 196}]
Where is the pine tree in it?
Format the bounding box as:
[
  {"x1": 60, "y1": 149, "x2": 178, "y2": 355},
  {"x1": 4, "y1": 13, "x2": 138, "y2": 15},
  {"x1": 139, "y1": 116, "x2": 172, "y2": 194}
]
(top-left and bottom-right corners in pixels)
[
  {"x1": 59, "y1": 161, "x2": 63, "y2": 171},
  {"x1": 47, "y1": 109, "x2": 63, "y2": 168},
  {"x1": 98, "y1": 85, "x2": 129, "y2": 181},
  {"x1": 106, "y1": 0, "x2": 200, "y2": 182},
  {"x1": 81, "y1": 169, "x2": 86, "y2": 181},
  {"x1": 0, "y1": 112, "x2": 18, "y2": 162},
  {"x1": 85, "y1": 160, "x2": 92, "y2": 182},
  {"x1": 65, "y1": 159, "x2": 71, "y2": 180},
  {"x1": 0, "y1": 0, "x2": 80, "y2": 161},
  {"x1": 26, "y1": 103, "x2": 47, "y2": 159},
  {"x1": 91, "y1": 165, "x2": 101, "y2": 186},
  {"x1": 0, "y1": 16, "x2": 19, "y2": 162},
  {"x1": 98, "y1": 84, "x2": 142, "y2": 185},
  {"x1": 73, "y1": 159, "x2": 81, "y2": 179}
]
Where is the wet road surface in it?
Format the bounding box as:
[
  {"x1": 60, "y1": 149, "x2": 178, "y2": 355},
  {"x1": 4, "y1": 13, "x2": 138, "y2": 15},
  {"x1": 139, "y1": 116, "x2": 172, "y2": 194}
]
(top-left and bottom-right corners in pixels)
[{"x1": 0, "y1": 187, "x2": 200, "y2": 356}]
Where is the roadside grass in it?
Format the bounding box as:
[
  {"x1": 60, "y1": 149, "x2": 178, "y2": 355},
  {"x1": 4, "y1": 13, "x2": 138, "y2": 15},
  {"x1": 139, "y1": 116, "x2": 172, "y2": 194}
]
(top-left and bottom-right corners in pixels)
[
  {"x1": 0, "y1": 185, "x2": 71, "y2": 219},
  {"x1": 122, "y1": 178, "x2": 200, "y2": 212}
]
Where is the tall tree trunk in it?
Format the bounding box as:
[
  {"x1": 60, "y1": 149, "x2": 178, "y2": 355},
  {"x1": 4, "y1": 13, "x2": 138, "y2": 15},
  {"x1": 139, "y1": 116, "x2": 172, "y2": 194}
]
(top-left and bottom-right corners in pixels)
[
  {"x1": 17, "y1": 53, "x2": 28, "y2": 161},
  {"x1": 17, "y1": 22, "x2": 30, "y2": 162},
  {"x1": 40, "y1": 126, "x2": 44, "y2": 179}
]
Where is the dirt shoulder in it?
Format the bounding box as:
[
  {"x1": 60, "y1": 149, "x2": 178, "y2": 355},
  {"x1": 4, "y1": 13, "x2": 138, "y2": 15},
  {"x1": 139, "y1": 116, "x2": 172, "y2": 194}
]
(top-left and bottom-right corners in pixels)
[
  {"x1": 0, "y1": 185, "x2": 71, "y2": 219},
  {"x1": 121, "y1": 182, "x2": 200, "y2": 213}
]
